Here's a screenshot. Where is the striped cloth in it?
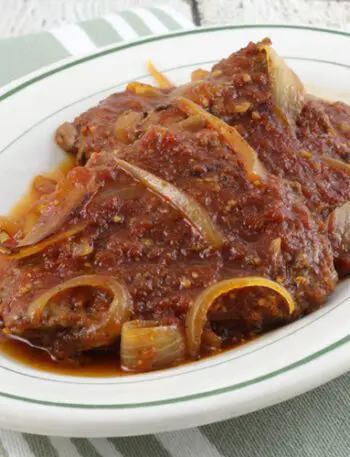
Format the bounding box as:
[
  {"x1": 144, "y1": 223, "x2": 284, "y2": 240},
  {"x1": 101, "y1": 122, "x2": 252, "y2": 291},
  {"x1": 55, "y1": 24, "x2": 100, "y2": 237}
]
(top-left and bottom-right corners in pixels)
[
  {"x1": 0, "y1": 6, "x2": 193, "y2": 87},
  {"x1": 1, "y1": 7, "x2": 350, "y2": 457}
]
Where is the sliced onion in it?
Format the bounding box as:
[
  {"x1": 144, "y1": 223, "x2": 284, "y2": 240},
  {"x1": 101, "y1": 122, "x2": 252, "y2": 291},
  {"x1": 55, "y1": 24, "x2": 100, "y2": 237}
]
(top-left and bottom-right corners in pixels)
[
  {"x1": 16, "y1": 171, "x2": 95, "y2": 249},
  {"x1": 270, "y1": 237, "x2": 282, "y2": 266},
  {"x1": 175, "y1": 97, "x2": 266, "y2": 181},
  {"x1": 0, "y1": 170, "x2": 95, "y2": 256},
  {"x1": 93, "y1": 184, "x2": 145, "y2": 207},
  {"x1": 261, "y1": 45, "x2": 305, "y2": 124},
  {"x1": 186, "y1": 277, "x2": 296, "y2": 357},
  {"x1": 328, "y1": 201, "x2": 350, "y2": 275},
  {"x1": 27, "y1": 275, "x2": 132, "y2": 345},
  {"x1": 114, "y1": 111, "x2": 144, "y2": 144},
  {"x1": 114, "y1": 158, "x2": 224, "y2": 249},
  {"x1": 147, "y1": 61, "x2": 174, "y2": 89},
  {"x1": 328, "y1": 201, "x2": 350, "y2": 249},
  {"x1": 121, "y1": 320, "x2": 187, "y2": 371},
  {"x1": 321, "y1": 156, "x2": 350, "y2": 176},
  {"x1": 2, "y1": 223, "x2": 87, "y2": 260},
  {"x1": 179, "y1": 114, "x2": 207, "y2": 132},
  {"x1": 191, "y1": 68, "x2": 210, "y2": 82},
  {"x1": 201, "y1": 328, "x2": 221, "y2": 351},
  {"x1": 72, "y1": 237, "x2": 94, "y2": 257},
  {"x1": 127, "y1": 82, "x2": 164, "y2": 97}
]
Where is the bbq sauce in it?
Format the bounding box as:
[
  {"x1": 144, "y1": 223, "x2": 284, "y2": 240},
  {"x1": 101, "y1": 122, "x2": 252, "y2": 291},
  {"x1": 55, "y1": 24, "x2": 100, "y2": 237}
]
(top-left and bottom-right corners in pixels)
[
  {"x1": 0, "y1": 332, "x2": 128, "y2": 377},
  {"x1": 0, "y1": 327, "x2": 252, "y2": 377}
]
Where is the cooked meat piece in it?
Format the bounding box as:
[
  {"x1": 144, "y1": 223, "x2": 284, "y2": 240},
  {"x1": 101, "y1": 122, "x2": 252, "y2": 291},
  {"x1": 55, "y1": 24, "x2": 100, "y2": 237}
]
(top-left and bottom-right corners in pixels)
[
  {"x1": 178, "y1": 39, "x2": 350, "y2": 216},
  {"x1": 186, "y1": 39, "x2": 350, "y2": 272},
  {"x1": 297, "y1": 97, "x2": 350, "y2": 164},
  {"x1": 0, "y1": 112, "x2": 337, "y2": 360},
  {"x1": 56, "y1": 87, "x2": 170, "y2": 163},
  {"x1": 55, "y1": 39, "x2": 350, "y2": 275}
]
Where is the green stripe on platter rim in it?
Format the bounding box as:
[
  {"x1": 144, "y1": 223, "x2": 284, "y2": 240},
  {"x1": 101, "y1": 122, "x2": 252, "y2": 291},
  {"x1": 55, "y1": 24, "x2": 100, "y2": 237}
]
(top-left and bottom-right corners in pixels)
[
  {"x1": 1, "y1": 334, "x2": 350, "y2": 409},
  {"x1": 0, "y1": 24, "x2": 349, "y2": 409}
]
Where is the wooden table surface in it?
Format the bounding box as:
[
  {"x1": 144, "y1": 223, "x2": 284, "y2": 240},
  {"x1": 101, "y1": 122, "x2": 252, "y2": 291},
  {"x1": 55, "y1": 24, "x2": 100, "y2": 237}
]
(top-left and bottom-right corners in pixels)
[{"x1": 1, "y1": 0, "x2": 349, "y2": 37}]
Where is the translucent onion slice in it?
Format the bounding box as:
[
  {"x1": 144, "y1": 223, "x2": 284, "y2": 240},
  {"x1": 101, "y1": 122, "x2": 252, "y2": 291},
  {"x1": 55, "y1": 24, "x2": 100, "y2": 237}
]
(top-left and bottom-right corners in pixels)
[
  {"x1": 328, "y1": 201, "x2": 350, "y2": 248},
  {"x1": 147, "y1": 61, "x2": 174, "y2": 89},
  {"x1": 186, "y1": 277, "x2": 296, "y2": 357},
  {"x1": 328, "y1": 201, "x2": 350, "y2": 275},
  {"x1": 2, "y1": 223, "x2": 86, "y2": 260},
  {"x1": 175, "y1": 96, "x2": 266, "y2": 181},
  {"x1": 114, "y1": 158, "x2": 224, "y2": 249},
  {"x1": 121, "y1": 320, "x2": 187, "y2": 371},
  {"x1": 262, "y1": 45, "x2": 305, "y2": 124},
  {"x1": 321, "y1": 156, "x2": 350, "y2": 176},
  {"x1": 114, "y1": 111, "x2": 144, "y2": 144},
  {"x1": 17, "y1": 172, "x2": 95, "y2": 248},
  {"x1": 93, "y1": 184, "x2": 145, "y2": 206},
  {"x1": 27, "y1": 275, "x2": 132, "y2": 341},
  {"x1": 201, "y1": 328, "x2": 221, "y2": 351}
]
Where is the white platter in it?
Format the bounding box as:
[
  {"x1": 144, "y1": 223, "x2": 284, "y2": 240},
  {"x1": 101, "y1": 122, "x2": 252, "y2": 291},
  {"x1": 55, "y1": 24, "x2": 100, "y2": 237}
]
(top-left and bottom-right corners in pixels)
[{"x1": 0, "y1": 24, "x2": 349, "y2": 437}]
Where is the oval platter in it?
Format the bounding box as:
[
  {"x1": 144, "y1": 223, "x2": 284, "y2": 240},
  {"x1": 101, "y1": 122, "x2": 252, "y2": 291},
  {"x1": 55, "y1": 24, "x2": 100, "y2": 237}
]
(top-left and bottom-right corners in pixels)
[{"x1": 0, "y1": 24, "x2": 349, "y2": 437}]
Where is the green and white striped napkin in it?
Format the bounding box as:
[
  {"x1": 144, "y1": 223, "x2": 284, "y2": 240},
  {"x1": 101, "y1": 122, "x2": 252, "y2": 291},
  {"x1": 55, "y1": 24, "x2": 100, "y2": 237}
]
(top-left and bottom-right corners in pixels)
[
  {"x1": 1, "y1": 7, "x2": 350, "y2": 457},
  {"x1": 0, "y1": 6, "x2": 193, "y2": 87}
]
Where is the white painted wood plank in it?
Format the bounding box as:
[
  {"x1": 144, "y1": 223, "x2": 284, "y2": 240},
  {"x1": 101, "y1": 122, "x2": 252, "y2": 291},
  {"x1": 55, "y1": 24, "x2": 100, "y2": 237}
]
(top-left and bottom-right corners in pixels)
[
  {"x1": 198, "y1": 0, "x2": 350, "y2": 31},
  {"x1": 1, "y1": 0, "x2": 349, "y2": 38}
]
